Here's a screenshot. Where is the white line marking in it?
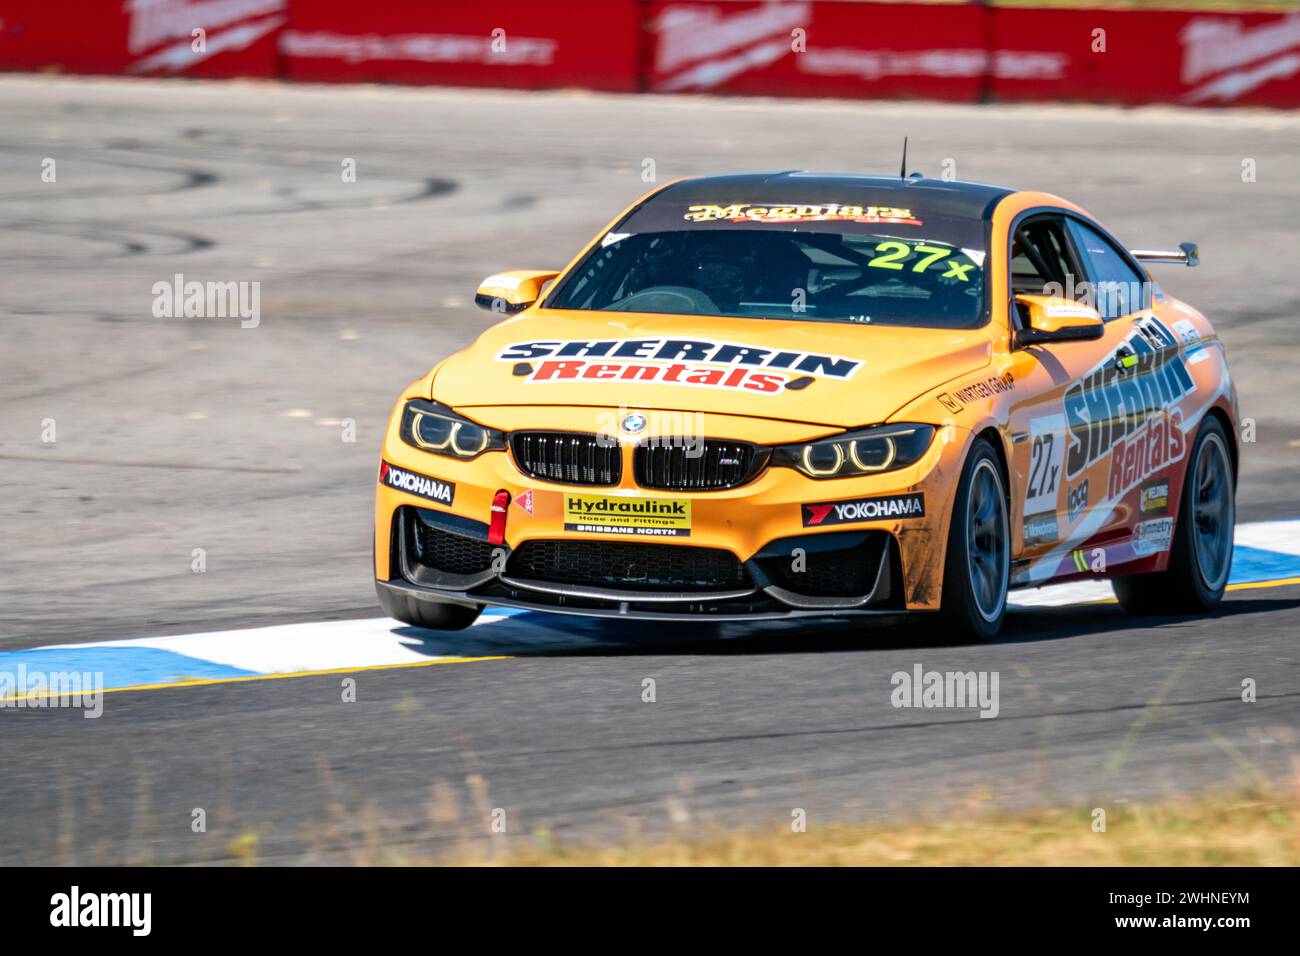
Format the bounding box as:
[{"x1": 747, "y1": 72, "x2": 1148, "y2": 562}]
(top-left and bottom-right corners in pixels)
[
  {"x1": 23, "y1": 518, "x2": 1300, "y2": 679},
  {"x1": 43, "y1": 618, "x2": 451, "y2": 673},
  {"x1": 1009, "y1": 579, "x2": 1114, "y2": 608},
  {"x1": 1234, "y1": 518, "x2": 1300, "y2": 557}
]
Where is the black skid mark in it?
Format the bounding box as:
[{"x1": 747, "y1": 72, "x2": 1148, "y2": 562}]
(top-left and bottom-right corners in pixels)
[
  {"x1": 198, "y1": 175, "x2": 459, "y2": 219},
  {"x1": 5, "y1": 220, "x2": 216, "y2": 258},
  {"x1": 0, "y1": 144, "x2": 222, "y2": 202},
  {"x1": 86, "y1": 142, "x2": 223, "y2": 195}
]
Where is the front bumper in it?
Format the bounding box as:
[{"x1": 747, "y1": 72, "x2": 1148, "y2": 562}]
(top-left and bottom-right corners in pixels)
[
  {"x1": 380, "y1": 505, "x2": 902, "y2": 621},
  {"x1": 373, "y1": 404, "x2": 970, "y2": 619}
]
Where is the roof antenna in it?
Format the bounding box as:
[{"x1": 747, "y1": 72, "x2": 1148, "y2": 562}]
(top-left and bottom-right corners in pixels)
[{"x1": 899, "y1": 136, "x2": 908, "y2": 180}]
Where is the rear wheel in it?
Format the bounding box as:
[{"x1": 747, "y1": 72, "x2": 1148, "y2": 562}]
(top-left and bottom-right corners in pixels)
[
  {"x1": 939, "y1": 438, "x2": 1010, "y2": 642},
  {"x1": 376, "y1": 583, "x2": 482, "y2": 630},
  {"x1": 1112, "y1": 417, "x2": 1234, "y2": 615}
]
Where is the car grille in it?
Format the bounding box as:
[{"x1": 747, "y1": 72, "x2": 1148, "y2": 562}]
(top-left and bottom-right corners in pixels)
[
  {"x1": 511, "y1": 431, "x2": 620, "y2": 486},
  {"x1": 634, "y1": 440, "x2": 768, "y2": 491},
  {"x1": 509, "y1": 539, "x2": 748, "y2": 591},
  {"x1": 412, "y1": 519, "x2": 497, "y2": 575}
]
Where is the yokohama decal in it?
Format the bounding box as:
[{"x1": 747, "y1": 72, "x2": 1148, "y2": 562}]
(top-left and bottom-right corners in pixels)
[
  {"x1": 379, "y1": 461, "x2": 455, "y2": 506},
  {"x1": 802, "y1": 493, "x2": 925, "y2": 527}
]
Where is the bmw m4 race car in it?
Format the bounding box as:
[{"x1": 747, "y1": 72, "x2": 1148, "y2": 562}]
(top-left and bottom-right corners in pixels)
[{"x1": 374, "y1": 172, "x2": 1238, "y2": 640}]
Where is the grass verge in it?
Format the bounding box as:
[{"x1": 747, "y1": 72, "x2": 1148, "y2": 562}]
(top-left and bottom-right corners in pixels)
[{"x1": 450, "y1": 789, "x2": 1298, "y2": 866}]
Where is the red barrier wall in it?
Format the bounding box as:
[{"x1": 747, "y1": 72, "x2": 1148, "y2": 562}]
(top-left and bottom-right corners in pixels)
[
  {"x1": 645, "y1": 0, "x2": 989, "y2": 102},
  {"x1": 2, "y1": 0, "x2": 1299, "y2": 108},
  {"x1": 988, "y1": 6, "x2": 1300, "y2": 108},
  {"x1": 279, "y1": 0, "x2": 640, "y2": 91},
  {"x1": 0, "y1": 0, "x2": 286, "y2": 78}
]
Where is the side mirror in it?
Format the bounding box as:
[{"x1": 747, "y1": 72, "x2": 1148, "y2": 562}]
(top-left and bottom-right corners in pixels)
[
  {"x1": 473, "y1": 270, "x2": 558, "y2": 315},
  {"x1": 1014, "y1": 294, "x2": 1104, "y2": 346}
]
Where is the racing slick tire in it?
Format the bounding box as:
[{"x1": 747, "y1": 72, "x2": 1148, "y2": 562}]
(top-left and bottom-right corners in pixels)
[
  {"x1": 376, "y1": 583, "x2": 482, "y2": 631},
  {"x1": 1112, "y1": 417, "x2": 1235, "y2": 615},
  {"x1": 939, "y1": 437, "x2": 1010, "y2": 642}
]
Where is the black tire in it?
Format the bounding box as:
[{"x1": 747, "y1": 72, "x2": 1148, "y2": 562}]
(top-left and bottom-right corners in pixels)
[
  {"x1": 1112, "y1": 416, "x2": 1234, "y2": 615},
  {"x1": 376, "y1": 582, "x2": 482, "y2": 630},
  {"x1": 939, "y1": 437, "x2": 1010, "y2": 642}
]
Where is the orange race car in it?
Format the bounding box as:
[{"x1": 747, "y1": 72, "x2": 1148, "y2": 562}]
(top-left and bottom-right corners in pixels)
[{"x1": 374, "y1": 172, "x2": 1238, "y2": 641}]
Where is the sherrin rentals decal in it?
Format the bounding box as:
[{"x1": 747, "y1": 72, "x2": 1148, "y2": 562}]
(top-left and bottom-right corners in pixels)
[
  {"x1": 802, "y1": 492, "x2": 925, "y2": 527},
  {"x1": 1063, "y1": 316, "x2": 1194, "y2": 493},
  {"x1": 1107, "y1": 408, "x2": 1185, "y2": 500},
  {"x1": 564, "y1": 494, "x2": 692, "y2": 537},
  {"x1": 498, "y1": 338, "x2": 864, "y2": 394},
  {"x1": 379, "y1": 461, "x2": 455, "y2": 506}
]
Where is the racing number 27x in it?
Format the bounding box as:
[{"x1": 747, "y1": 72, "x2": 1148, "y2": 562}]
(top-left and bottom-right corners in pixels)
[{"x1": 1028, "y1": 432, "x2": 1060, "y2": 503}]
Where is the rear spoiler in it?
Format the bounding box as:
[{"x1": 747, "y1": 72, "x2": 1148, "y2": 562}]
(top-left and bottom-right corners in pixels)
[{"x1": 1129, "y1": 242, "x2": 1199, "y2": 267}]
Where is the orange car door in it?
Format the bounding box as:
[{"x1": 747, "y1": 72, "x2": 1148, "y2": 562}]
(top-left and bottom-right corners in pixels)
[
  {"x1": 1060, "y1": 217, "x2": 1195, "y2": 567},
  {"x1": 1004, "y1": 214, "x2": 1130, "y2": 573}
]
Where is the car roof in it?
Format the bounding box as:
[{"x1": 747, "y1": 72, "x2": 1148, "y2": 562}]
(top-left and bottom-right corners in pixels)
[{"x1": 651, "y1": 171, "x2": 1015, "y2": 221}]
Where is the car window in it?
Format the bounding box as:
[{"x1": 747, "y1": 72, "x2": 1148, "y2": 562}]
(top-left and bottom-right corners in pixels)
[
  {"x1": 1064, "y1": 218, "x2": 1148, "y2": 320},
  {"x1": 547, "y1": 227, "x2": 987, "y2": 330},
  {"x1": 1010, "y1": 217, "x2": 1082, "y2": 297}
]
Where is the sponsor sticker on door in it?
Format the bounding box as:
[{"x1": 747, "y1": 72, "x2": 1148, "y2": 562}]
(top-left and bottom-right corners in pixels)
[
  {"x1": 1139, "y1": 478, "x2": 1170, "y2": 515},
  {"x1": 1132, "y1": 517, "x2": 1174, "y2": 557},
  {"x1": 1024, "y1": 413, "x2": 1065, "y2": 514},
  {"x1": 564, "y1": 494, "x2": 692, "y2": 537},
  {"x1": 1022, "y1": 510, "x2": 1059, "y2": 547}
]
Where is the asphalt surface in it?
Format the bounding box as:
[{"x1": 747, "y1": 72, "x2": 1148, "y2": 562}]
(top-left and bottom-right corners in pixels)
[{"x1": 1, "y1": 77, "x2": 1298, "y2": 864}]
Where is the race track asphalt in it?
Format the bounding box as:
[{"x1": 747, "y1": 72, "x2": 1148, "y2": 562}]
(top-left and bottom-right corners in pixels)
[{"x1": 0, "y1": 78, "x2": 1297, "y2": 864}]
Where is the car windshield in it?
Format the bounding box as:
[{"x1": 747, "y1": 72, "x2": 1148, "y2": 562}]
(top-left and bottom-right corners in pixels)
[{"x1": 546, "y1": 204, "x2": 988, "y2": 329}]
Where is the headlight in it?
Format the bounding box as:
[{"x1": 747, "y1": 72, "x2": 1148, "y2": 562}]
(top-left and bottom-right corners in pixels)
[
  {"x1": 773, "y1": 424, "x2": 935, "y2": 479},
  {"x1": 399, "y1": 400, "x2": 505, "y2": 460}
]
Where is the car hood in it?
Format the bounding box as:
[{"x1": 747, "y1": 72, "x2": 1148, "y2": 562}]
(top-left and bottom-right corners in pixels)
[{"x1": 432, "y1": 309, "x2": 993, "y2": 428}]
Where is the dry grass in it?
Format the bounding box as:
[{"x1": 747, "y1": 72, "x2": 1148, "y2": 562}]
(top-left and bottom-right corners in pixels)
[{"x1": 444, "y1": 789, "x2": 1298, "y2": 867}]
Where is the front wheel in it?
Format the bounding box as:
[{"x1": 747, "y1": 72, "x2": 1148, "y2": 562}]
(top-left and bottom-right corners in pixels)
[
  {"x1": 1112, "y1": 416, "x2": 1235, "y2": 615},
  {"x1": 939, "y1": 438, "x2": 1010, "y2": 642}
]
